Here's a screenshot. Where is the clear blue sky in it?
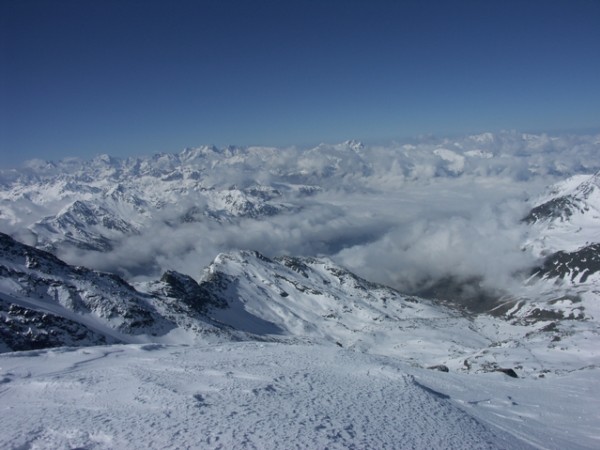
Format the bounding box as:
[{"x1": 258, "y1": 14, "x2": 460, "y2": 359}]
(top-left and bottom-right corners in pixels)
[{"x1": 1, "y1": 0, "x2": 599, "y2": 168}]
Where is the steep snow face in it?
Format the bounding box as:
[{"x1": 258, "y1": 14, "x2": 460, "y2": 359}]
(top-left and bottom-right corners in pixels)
[
  {"x1": 204, "y1": 250, "x2": 470, "y2": 339},
  {"x1": 525, "y1": 171, "x2": 600, "y2": 256},
  {"x1": 513, "y1": 172, "x2": 600, "y2": 324}
]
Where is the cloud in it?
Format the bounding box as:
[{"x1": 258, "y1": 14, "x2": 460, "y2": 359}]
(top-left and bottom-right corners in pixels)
[
  {"x1": 57, "y1": 173, "x2": 538, "y2": 307},
  {"x1": 334, "y1": 197, "x2": 536, "y2": 298},
  {"x1": 59, "y1": 200, "x2": 394, "y2": 282},
  {"x1": 3, "y1": 131, "x2": 600, "y2": 304}
]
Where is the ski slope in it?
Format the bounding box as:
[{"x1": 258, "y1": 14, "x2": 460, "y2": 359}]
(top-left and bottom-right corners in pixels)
[{"x1": 3, "y1": 341, "x2": 597, "y2": 449}]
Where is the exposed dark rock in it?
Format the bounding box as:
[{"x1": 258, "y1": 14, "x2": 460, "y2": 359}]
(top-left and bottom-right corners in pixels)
[
  {"x1": 276, "y1": 256, "x2": 311, "y2": 278},
  {"x1": 0, "y1": 232, "x2": 177, "y2": 343},
  {"x1": 157, "y1": 270, "x2": 230, "y2": 312},
  {"x1": 523, "y1": 307, "x2": 581, "y2": 322},
  {"x1": 532, "y1": 243, "x2": 600, "y2": 283},
  {"x1": 523, "y1": 196, "x2": 579, "y2": 224},
  {"x1": 0, "y1": 298, "x2": 114, "y2": 352},
  {"x1": 539, "y1": 322, "x2": 558, "y2": 333},
  {"x1": 495, "y1": 368, "x2": 519, "y2": 378},
  {"x1": 427, "y1": 364, "x2": 449, "y2": 372}
]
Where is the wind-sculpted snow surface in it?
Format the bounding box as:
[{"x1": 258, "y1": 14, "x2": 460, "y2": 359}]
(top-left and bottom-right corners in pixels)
[{"x1": 0, "y1": 342, "x2": 573, "y2": 450}]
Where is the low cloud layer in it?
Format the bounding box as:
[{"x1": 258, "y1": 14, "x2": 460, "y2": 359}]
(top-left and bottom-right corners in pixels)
[
  {"x1": 2, "y1": 131, "x2": 599, "y2": 303},
  {"x1": 335, "y1": 197, "x2": 536, "y2": 296},
  {"x1": 58, "y1": 176, "x2": 539, "y2": 303}
]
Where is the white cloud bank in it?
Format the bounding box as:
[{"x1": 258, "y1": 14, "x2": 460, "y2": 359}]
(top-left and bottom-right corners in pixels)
[{"x1": 1, "y1": 131, "x2": 599, "y2": 302}]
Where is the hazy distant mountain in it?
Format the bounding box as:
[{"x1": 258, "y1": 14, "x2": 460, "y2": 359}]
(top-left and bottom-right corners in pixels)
[{"x1": 2, "y1": 133, "x2": 599, "y2": 259}]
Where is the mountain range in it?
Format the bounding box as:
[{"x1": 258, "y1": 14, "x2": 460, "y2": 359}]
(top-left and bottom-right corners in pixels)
[
  {"x1": 1, "y1": 133, "x2": 599, "y2": 448},
  {"x1": 1, "y1": 156, "x2": 598, "y2": 376}
]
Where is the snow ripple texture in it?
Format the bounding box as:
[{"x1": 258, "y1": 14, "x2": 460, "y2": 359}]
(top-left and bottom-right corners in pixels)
[{"x1": 0, "y1": 342, "x2": 532, "y2": 450}]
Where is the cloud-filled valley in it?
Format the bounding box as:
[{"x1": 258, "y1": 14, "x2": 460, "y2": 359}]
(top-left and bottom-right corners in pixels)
[{"x1": 1, "y1": 131, "x2": 599, "y2": 305}]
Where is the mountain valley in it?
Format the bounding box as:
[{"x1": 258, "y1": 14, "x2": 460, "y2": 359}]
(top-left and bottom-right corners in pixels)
[{"x1": 1, "y1": 132, "x2": 599, "y2": 449}]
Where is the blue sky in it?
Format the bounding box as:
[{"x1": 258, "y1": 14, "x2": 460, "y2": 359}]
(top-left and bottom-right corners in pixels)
[{"x1": 1, "y1": 0, "x2": 599, "y2": 168}]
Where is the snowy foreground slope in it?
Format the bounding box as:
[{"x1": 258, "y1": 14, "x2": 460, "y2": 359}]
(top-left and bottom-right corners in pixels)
[
  {"x1": 1, "y1": 341, "x2": 598, "y2": 450},
  {"x1": 0, "y1": 238, "x2": 599, "y2": 449}
]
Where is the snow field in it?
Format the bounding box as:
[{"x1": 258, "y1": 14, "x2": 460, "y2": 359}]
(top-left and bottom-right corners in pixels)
[{"x1": 0, "y1": 342, "x2": 540, "y2": 450}]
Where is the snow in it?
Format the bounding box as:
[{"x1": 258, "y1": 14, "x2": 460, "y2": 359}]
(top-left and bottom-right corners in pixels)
[
  {"x1": 525, "y1": 171, "x2": 600, "y2": 256},
  {"x1": 1, "y1": 132, "x2": 598, "y2": 296},
  {"x1": 1, "y1": 132, "x2": 600, "y2": 448},
  {"x1": 4, "y1": 341, "x2": 597, "y2": 450}
]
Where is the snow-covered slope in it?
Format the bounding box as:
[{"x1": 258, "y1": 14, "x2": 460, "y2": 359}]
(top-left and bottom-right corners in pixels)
[
  {"x1": 503, "y1": 172, "x2": 600, "y2": 325},
  {"x1": 189, "y1": 249, "x2": 600, "y2": 378},
  {"x1": 197, "y1": 251, "x2": 488, "y2": 363},
  {"x1": 0, "y1": 232, "x2": 237, "y2": 351},
  {"x1": 525, "y1": 170, "x2": 600, "y2": 257},
  {"x1": 2, "y1": 230, "x2": 599, "y2": 378},
  {"x1": 1, "y1": 342, "x2": 598, "y2": 450}
]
